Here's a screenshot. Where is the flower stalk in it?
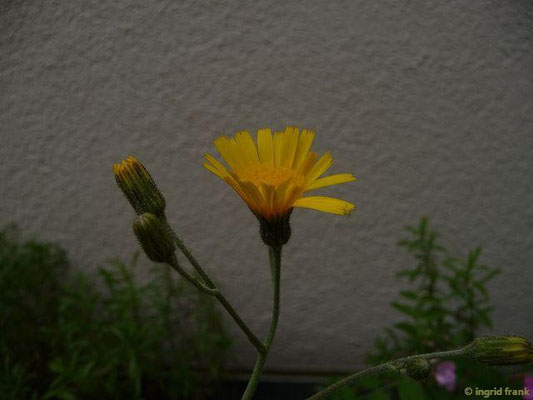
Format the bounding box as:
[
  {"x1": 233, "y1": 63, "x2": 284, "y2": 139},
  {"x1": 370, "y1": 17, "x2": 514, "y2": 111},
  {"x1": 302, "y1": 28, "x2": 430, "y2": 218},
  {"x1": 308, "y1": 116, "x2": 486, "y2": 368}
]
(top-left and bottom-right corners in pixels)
[
  {"x1": 172, "y1": 232, "x2": 266, "y2": 354},
  {"x1": 241, "y1": 245, "x2": 282, "y2": 400},
  {"x1": 307, "y1": 347, "x2": 470, "y2": 400},
  {"x1": 166, "y1": 255, "x2": 219, "y2": 296}
]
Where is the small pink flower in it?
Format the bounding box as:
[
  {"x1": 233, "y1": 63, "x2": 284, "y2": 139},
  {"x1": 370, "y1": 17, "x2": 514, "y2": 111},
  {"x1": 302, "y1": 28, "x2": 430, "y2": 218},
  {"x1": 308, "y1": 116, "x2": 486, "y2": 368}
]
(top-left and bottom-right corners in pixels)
[
  {"x1": 524, "y1": 375, "x2": 533, "y2": 400},
  {"x1": 434, "y1": 361, "x2": 456, "y2": 392}
]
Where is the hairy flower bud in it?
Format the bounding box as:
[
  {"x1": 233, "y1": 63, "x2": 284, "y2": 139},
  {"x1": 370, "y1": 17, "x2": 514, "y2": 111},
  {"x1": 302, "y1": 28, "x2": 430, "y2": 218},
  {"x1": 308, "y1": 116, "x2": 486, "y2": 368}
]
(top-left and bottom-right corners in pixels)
[
  {"x1": 113, "y1": 156, "x2": 166, "y2": 216},
  {"x1": 471, "y1": 336, "x2": 533, "y2": 366},
  {"x1": 133, "y1": 213, "x2": 175, "y2": 264},
  {"x1": 405, "y1": 358, "x2": 432, "y2": 380}
]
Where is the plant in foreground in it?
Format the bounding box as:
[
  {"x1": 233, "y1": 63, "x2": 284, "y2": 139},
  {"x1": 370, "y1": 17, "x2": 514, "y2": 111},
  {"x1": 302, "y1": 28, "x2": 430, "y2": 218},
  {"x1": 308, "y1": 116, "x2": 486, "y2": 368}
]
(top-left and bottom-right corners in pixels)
[
  {"x1": 307, "y1": 336, "x2": 533, "y2": 400},
  {"x1": 0, "y1": 228, "x2": 230, "y2": 399},
  {"x1": 114, "y1": 126, "x2": 532, "y2": 399}
]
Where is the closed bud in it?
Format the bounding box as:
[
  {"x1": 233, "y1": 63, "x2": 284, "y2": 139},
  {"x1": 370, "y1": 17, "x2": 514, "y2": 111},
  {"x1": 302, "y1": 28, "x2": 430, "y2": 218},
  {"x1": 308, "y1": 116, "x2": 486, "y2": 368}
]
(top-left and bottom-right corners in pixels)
[
  {"x1": 113, "y1": 156, "x2": 166, "y2": 216},
  {"x1": 471, "y1": 336, "x2": 533, "y2": 366},
  {"x1": 405, "y1": 358, "x2": 432, "y2": 380},
  {"x1": 133, "y1": 213, "x2": 175, "y2": 263}
]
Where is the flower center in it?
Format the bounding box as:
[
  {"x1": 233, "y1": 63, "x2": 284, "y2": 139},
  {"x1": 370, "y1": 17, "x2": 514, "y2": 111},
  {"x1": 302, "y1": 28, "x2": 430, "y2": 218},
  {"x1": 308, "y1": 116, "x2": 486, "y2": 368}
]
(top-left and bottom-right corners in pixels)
[{"x1": 238, "y1": 164, "x2": 303, "y2": 187}]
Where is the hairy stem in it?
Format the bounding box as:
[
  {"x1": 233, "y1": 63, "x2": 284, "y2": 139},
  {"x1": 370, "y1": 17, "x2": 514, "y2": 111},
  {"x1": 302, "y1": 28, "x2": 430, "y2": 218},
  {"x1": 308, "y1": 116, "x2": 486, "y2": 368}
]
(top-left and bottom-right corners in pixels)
[
  {"x1": 307, "y1": 347, "x2": 469, "y2": 400},
  {"x1": 167, "y1": 256, "x2": 219, "y2": 295},
  {"x1": 173, "y1": 233, "x2": 265, "y2": 353},
  {"x1": 241, "y1": 245, "x2": 282, "y2": 400}
]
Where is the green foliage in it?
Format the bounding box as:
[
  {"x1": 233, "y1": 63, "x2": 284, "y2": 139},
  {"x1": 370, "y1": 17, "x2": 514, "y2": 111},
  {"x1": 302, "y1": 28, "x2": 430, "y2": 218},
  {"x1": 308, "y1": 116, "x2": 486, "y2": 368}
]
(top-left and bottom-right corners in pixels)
[
  {"x1": 370, "y1": 216, "x2": 501, "y2": 362},
  {"x1": 325, "y1": 217, "x2": 528, "y2": 400},
  {"x1": 0, "y1": 227, "x2": 231, "y2": 399}
]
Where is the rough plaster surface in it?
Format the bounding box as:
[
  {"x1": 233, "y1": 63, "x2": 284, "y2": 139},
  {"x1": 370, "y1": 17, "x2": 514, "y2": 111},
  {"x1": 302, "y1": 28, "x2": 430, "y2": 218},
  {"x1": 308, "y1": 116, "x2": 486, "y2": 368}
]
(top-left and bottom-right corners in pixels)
[{"x1": 1, "y1": 0, "x2": 532, "y2": 373}]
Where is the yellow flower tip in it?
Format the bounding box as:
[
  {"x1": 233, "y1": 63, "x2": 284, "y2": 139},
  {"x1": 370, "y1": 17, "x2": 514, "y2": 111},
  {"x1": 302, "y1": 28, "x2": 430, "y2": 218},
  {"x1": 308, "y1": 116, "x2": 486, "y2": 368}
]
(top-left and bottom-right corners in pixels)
[
  {"x1": 204, "y1": 126, "x2": 356, "y2": 243},
  {"x1": 343, "y1": 201, "x2": 356, "y2": 215},
  {"x1": 113, "y1": 156, "x2": 147, "y2": 182}
]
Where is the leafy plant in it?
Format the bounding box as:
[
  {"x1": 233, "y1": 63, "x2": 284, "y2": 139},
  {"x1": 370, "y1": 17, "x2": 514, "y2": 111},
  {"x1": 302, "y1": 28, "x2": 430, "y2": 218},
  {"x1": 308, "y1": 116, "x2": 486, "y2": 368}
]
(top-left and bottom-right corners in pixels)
[
  {"x1": 0, "y1": 227, "x2": 231, "y2": 400},
  {"x1": 371, "y1": 216, "x2": 501, "y2": 362},
  {"x1": 325, "y1": 217, "x2": 524, "y2": 400}
]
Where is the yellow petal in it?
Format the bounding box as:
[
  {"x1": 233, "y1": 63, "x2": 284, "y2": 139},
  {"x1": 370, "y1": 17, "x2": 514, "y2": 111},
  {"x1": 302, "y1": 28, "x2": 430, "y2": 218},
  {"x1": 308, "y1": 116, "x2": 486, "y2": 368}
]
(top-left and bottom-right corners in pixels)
[
  {"x1": 284, "y1": 184, "x2": 304, "y2": 210},
  {"x1": 273, "y1": 179, "x2": 292, "y2": 212},
  {"x1": 203, "y1": 162, "x2": 223, "y2": 178},
  {"x1": 257, "y1": 129, "x2": 274, "y2": 164},
  {"x1": 260, "y1": 183, "x2": 276, "y2": 213},
  {"x1": 293, "y1": 196, "x2": 355, "y2": 215},
  {"x1": 293, "y1": 129, "x2": 315, "y2": 169},
  {"x1": 203, "y1": 154, "x2": 230, "y2": 178},
  {"x1": 306, "y1": 173, "x2": 356, "y2": 191},
  {"x1": 305, "y1": 151, "x2": 333, "y2": 183},
  {"x1": 240, "y1": 181, "x2": 266, "y2": 209},
  {"x1": 224, "y1": 173, "x2": 250, "y2": 200},
  {"x1": 297, "y1": 151, "x2": 318, "y2": 176},
  {"x1": 281, "y1": 126, "x2": 299, "y2": 167},
  {"x1": 273, "y1": 131, "x2": 284, "y2": 167},
  {"x1": 234, "y1": 131, "x2": 259, "y2": 165},
  {"x1": 215, "y1": 136, "x2": 241, "y2": 171}
]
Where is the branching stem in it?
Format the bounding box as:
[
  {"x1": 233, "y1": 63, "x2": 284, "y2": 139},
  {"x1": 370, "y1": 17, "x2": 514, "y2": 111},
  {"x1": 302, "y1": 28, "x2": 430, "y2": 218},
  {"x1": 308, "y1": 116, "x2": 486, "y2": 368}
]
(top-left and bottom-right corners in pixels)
[{"x1": 172, "y1": 233, "x2": 265, "y2": 353}]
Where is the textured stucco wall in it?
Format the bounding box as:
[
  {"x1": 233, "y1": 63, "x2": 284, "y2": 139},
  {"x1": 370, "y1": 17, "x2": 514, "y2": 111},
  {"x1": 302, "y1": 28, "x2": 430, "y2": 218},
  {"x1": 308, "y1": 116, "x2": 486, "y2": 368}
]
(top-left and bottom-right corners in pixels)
[{"x1": 1, "y1": 0, "x2": 532, "y2": 373}]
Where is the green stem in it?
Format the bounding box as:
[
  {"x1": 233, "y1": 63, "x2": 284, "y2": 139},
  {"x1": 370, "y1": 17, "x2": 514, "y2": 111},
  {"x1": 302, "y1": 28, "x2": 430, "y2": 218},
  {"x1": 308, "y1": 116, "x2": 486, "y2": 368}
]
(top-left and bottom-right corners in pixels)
[
  {"x1": 173, "y1": 233, "x2": 265, "y2": 353},
  {"x1": 307, "y1": 347, "x2": 469, "y2": 400},
  {"x1": 167, "y1": 256, "x2": 219, "y2": 295},
  {"x1": 241, "y1": 245, "x2": 282, "y2": 400}
]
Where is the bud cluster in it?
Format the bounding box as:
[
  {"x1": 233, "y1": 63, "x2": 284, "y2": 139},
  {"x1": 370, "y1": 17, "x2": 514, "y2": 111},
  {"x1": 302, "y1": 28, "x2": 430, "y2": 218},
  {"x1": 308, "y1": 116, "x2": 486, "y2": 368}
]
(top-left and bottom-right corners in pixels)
[{"x1": 114, "y1": 156, "x2": 175, "y2": 264}]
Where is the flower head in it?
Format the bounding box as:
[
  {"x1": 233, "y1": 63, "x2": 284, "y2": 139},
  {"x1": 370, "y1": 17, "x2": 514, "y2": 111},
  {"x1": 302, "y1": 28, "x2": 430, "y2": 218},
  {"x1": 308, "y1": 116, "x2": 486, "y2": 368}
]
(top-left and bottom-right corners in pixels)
[
  {"x1": 203, "y1": 127, "x2": 355, "y2": 244},
  {"x1": 434, "y1": 361, "x2": 456, "y2": 392},
  {"x1": 113, "y1": 156, "x2": 166, "y2": 216}
]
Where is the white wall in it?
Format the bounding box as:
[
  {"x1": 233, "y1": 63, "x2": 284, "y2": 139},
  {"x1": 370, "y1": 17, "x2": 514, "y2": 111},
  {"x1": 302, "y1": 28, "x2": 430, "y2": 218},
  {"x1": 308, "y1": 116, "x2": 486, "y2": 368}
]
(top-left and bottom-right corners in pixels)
[{"x1": 1, "y1": 0, "x2": 532, "y2": 372}]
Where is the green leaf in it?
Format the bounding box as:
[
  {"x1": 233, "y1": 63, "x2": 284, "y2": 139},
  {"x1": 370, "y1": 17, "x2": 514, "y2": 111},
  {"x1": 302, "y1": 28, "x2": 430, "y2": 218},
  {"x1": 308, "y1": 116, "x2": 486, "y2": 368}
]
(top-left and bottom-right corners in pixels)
[
  {"x1": 399, "y1": 290, "x2": 419, "y2": 300},
  {"x1": 473, "y1": 282, "x2": 488, "y2": 297},
  {"x1": 332, "y1": 384, "x2": 357, "y2": 399},
  {"x1": 477, "y1": 307, "x2": 494, "y2": 328},
  {"x1": 357, "y1": 376, "x2": 381, "y2": 390},
  {"x1": 391, "y1": 302, "x2": 421, "y2": 319},
  {"x1": 367, "y1": 388, "x2": 392, "y2": 400},
  {"x1": 397, "y1": 378, "x2": 427, "y2": 400},
  {"x1": 394, "y1": 322, "x2": 417, "y2": 336},
  {"x1": 479, "y1": 269, "x2": 501, "y2": 284}
]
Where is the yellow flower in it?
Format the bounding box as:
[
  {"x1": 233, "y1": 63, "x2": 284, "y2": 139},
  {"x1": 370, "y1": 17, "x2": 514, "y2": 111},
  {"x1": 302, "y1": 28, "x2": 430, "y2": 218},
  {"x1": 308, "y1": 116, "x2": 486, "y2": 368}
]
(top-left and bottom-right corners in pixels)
[{"x1": 203, "y1": 127, "x2": 356, "y2": 221}]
